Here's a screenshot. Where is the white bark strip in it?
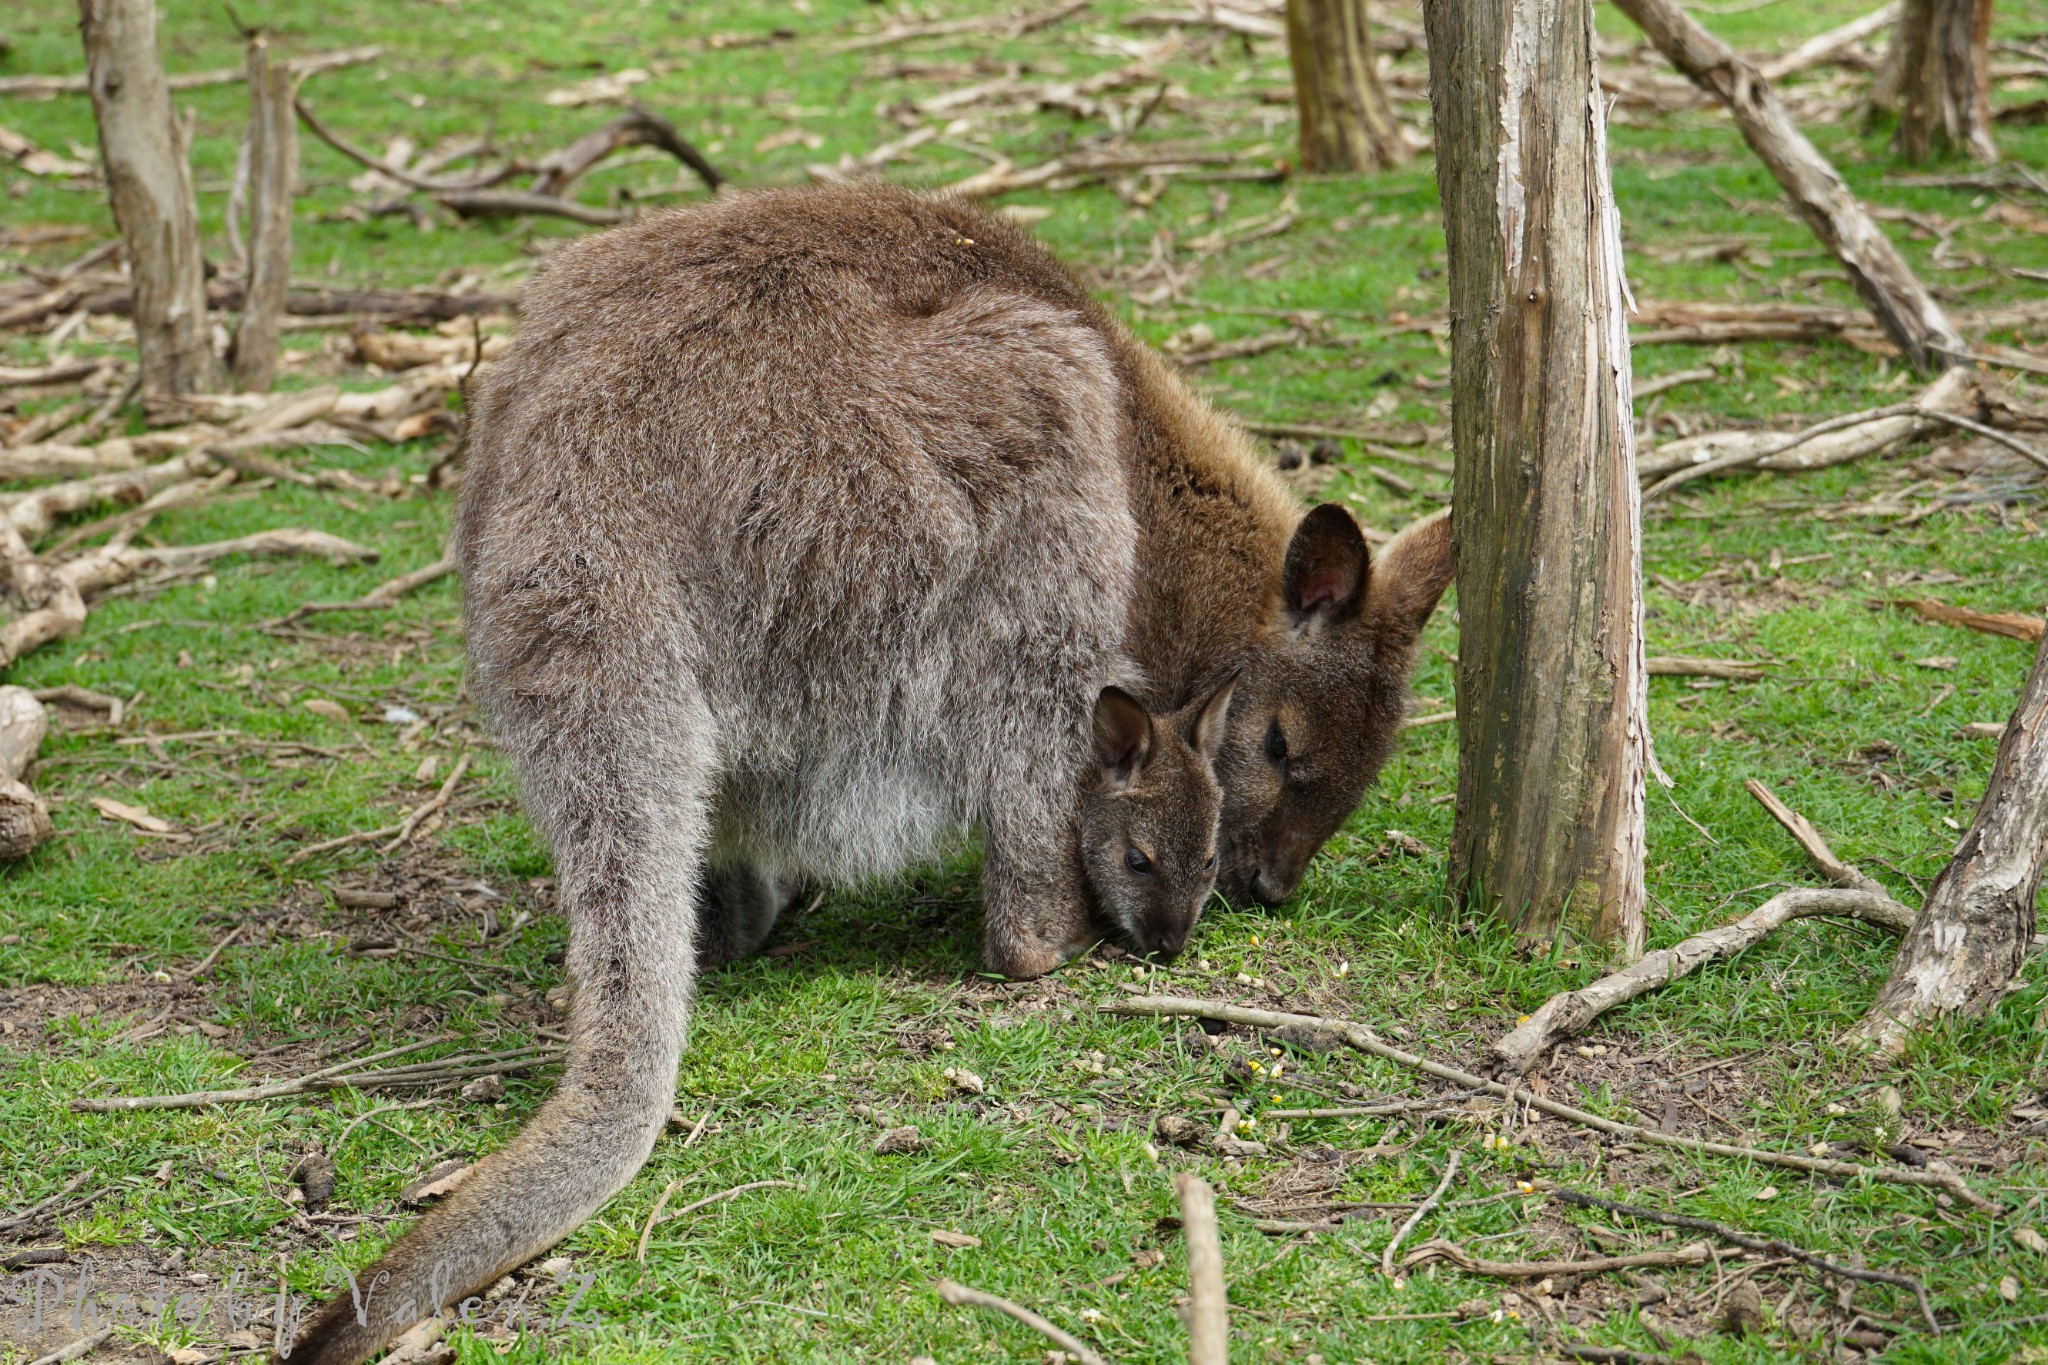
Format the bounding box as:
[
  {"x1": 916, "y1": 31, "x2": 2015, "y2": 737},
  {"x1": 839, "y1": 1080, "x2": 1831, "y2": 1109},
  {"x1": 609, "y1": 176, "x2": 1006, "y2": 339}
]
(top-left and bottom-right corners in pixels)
[
  {"x1": 1854, "y1": 631, "x2": 2048, "y2": 1052},
  {"x1": 78, "y1": 0, "x2": 219, "y2": 395},
  {"x1": 1609, "y1": 0, "x2": 1965, "y2": 371}
]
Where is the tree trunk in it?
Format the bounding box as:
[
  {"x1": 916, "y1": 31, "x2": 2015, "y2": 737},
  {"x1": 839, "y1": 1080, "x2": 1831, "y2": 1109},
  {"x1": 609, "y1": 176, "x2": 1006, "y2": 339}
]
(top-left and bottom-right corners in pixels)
[
  {"x1": 1424, "y1": 0, "x2": 1649, "y2": 957},
  {"x1": 1610, "y1": 0, "x2": 1966, "y2": 372},
  {"x1": 79, "y1": 0, "x2": 218, "y2": 396},
  {"x1": 1894, "y1": 0, "x2": 1996, "y2": 162},
  {"x1": 1852, "y1": 630, "x2": 2048, "y2": 1053},
  {"x1": 232, "y1": 33, "x2": 297, "y2": 392},
  {"x1": 1286, "y1": 0, "x2": 1411, "y2": 172}
]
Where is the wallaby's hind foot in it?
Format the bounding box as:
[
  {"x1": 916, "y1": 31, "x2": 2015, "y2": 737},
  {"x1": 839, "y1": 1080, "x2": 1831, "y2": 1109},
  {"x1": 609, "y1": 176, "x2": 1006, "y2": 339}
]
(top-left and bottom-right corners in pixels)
[{"x1": 695, "y1": 861, "x2": 800, "y2": 968}]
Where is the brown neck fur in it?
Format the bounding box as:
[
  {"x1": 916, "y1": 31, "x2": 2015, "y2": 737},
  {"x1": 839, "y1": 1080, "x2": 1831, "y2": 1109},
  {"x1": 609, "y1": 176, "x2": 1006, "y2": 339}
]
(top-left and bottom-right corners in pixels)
[{"x1": 1105, "y1": 335, "x2": 1300, "y2": 708}]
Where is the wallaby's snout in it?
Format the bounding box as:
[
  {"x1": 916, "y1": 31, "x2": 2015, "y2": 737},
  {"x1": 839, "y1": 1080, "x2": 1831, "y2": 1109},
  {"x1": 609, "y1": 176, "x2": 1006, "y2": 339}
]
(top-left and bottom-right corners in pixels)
[{"x1": 1082, "y1": 676, "x2": 1236, "y2": 962}]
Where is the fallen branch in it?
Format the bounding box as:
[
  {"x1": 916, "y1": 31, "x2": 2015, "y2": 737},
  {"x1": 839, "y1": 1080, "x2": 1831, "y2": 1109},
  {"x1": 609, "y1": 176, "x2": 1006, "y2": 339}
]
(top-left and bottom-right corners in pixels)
[
  {"x1": 271, "y1": 554, "x2": 456, "y2": 626},
  {"x1": 0, "y1": 686, "x2": 53, "y2": 858},
  {"x1": 1176, "y1": 1173, "x2": 1228, "y2": 1365},
  {"x1": 1400, "y1": 1237, "x2": 1712, "y2": 1277},
  {"x1": 1551, "y1": 1189, "x2": 1939, "y2": 1333},
  {"x1": 935, "y1": 1280, "x2": 1112, "y2": 1365},
  {"x1": 531, "y1": 104, "x2": 723, "y2": 196},
  {"x1": 434, "y1": 189, "x2": 628, "y2": 226},
  {"x1": 0, "y1": 45, "x2": 380, "y2": 99},
  {"x1": 1756, "y1": 2, "x2": 1900, "y2": 82},
  {"x1": 638, "y1": 1178, "x2": 798, "y2": 1263},
  {"x1": 282, "y1": 751, "x2": 474, "y2": 864},
  {"x1": 1890, "y1": 597, "x2": 2045, "y2": 643},
  {"x1": 1633, "y1": 366, "x2": 1718, "y2": 401},
  {"x1": 1381, "y1": 1150, "x2": 1459, "y2": 1283},
  {"x1": 1646, "y1": 656, "x2": 1766, "y2": 681},
  {"x1": 1744, "y1": 778, "x2": 1896, "y2": 898},
  {"x1": 0, "y1": 525, "x2": 374, "y2": 670},
  {"x1": 1486, "y1": 890, "x2": 1912, "y2": 1075},
  {"x1": 1103, "y1": 997, "x2": 1992, "y2": 1209},
  {"x1": 1917, "y1": 408, "x2": 2048, "y2": 474},
  {"x1": 72, "y1": 1038, "x2": 560, "y2": 1111},
  {"x1": 293, "y1": 96, "x2": 517, "y2": 194},
  {"x1": 1639, "y1": 367, "x2": 1972, "y2": 494},
  {"x1": 24, "y1": 1329, "x2": 116, "y2": 1365},
  {"x1": 1609, "y1": 0, "x2": 1964, "y2": 369}
]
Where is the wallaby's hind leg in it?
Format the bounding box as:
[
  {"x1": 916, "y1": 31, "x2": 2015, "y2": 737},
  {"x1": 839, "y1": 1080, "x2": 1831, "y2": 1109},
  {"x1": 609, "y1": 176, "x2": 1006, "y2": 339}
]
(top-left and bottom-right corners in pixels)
[
  {"x1": 287, "y1": 682, "x2": 715, "y2": 1365},
  {"x1": 695, "y1": 859, "x2": 799, "y2": 968}
]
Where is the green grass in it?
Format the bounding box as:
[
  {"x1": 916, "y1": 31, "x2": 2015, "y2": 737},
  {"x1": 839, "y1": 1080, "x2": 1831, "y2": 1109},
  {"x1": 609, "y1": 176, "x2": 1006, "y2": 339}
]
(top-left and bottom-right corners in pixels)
[{"x1": 4, "y1": 0, "x2": 2048, "y2": 1361}]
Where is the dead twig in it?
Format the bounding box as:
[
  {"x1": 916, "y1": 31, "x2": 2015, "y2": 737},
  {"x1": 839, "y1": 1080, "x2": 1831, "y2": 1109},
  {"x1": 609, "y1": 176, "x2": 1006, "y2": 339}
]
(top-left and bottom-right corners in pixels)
[
  {"x1": 72, "y1": 1045, "x2": 562, "y2": 1112},
  {"x1": 182, "y1": 921, "x2": 248, "y2": 980},
  {"x1": 1889, "y1": 598, "x2": 2045, "y2": 644},
  {"x1": 282, "y1": 751, "x2": 473, "y2": 864},
  {"x1": 270, "y1": 554, "x2": 455, "y2": 626},
  {"x1": 1646, "y1": 656, "x2": 1766, "y2": 681},
  {"x1": 1381, "y1": 1150, "x2": 1460, "y2": 1282},
  {"x1": 1103, "y1": 997, "x2": 1992, "y2": 1209},
  {"x1": 935, "y1": 1279, "x2": 1113, "y2": 1365},
  {"x1": 637, "y1": 1178, "x2": 798, "y2": 1262},
  {"x1": 1176, "y1": 1173, "x2": 1228, "y2": 1365},
  {"x1": 1400, "y1": 1237, "x2": 1712, "y2": 1277},
  {"x1": 1744, "y1": 779, "x2": 1896, "y2": 898},
  {"x1": 1551, "y1": 1189, "x2": 1939, "y2": 1333},
  {"x1": 1487, "y1": 889, "x2": 1912, "y2": 1074}
]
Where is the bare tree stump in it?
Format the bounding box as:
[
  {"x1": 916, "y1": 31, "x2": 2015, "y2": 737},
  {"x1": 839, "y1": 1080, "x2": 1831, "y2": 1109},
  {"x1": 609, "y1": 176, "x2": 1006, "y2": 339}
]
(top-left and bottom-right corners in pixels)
[
  {"x1": 1425, "y1": 0, "x2": 1649, "y2": 956},
  {"x1": 1894, "y1": 0, "x2": 1996, "y2": 163},
  {"x1": 1852, "y1": 630, "x2": 2048, "y2": 1053},
  {"x1": 0, "y1": 687, "x2": 53, "y2": 860},
  {"x1": 232, "y1": 33, "x2": 298, "y2": 392},
  {"x1": 78, "y1": 0, "x2": 219, "y2": 395},
  {"x1": 1285, "y1": 0, "x2": 1411, "y2": 172},
  {"x1": 1610, "y1": 0, "x2": 1966, "y2": 372}
]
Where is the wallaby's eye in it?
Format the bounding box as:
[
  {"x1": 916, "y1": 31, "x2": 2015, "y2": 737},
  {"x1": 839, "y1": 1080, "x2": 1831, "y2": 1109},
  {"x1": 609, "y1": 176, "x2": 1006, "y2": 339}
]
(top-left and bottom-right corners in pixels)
[
  {"x1": 1265, "y1": 721, "x2": 1288, "y2": 767},
  {"x1": 1124, "y1": 846, "x2": 1153, "y2": 875},
  {"x1": 1204, "y1": 852, "x2": 1218, "y2": 873}
]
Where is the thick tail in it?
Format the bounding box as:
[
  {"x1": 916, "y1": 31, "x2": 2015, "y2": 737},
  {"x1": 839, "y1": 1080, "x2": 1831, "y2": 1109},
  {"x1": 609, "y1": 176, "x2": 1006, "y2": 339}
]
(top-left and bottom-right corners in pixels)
[{"x1": 287, "y1": 677, "x2": 712, "y2": 1365}]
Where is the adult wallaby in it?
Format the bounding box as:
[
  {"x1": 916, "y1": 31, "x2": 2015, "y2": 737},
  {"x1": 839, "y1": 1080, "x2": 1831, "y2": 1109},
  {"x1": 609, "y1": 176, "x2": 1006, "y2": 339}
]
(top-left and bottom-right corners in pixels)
[{"x1": 289, "y1": 185, "x2": 1453, "y2": 1365}]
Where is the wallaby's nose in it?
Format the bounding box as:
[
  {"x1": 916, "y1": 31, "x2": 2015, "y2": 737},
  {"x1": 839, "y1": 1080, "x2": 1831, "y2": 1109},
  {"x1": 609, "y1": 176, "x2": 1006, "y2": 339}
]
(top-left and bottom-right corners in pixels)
[
  {"x1": 1148, "y1": 922, "x2": 1190, "y2": 961},
  {"x1": 1248, "y1": 865, "x2": 1287, "y2": 906}
]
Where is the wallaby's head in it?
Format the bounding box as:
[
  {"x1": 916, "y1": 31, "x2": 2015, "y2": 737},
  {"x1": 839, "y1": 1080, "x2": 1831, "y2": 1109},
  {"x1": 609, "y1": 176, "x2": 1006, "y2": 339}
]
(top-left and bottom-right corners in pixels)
[
  {"x1": 1081, "y1": 677, "x2": 1237, "y2": 961},
  {"x1": 1213, "y1": 507, "x2": 1456, "y2": 907}
]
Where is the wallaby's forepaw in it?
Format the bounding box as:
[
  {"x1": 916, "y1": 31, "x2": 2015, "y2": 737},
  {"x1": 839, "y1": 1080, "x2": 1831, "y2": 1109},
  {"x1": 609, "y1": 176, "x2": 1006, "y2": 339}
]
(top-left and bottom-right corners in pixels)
[{"x1": 983, "y1": 924, "x2": 1096, "y2": 980}]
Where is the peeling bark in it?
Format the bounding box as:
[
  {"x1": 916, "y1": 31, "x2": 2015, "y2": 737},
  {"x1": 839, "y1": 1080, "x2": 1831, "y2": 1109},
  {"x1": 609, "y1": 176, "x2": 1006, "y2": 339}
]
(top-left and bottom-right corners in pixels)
[
  {"x1": 1853, "y1": 630, "x2": 2048, "y2": 1053},
  {"x1": 1425, "y1": 0, "x2": 1648, "y2": 956},
  {"x1": 1610, "y1": 0, "x2": 1966, "y2": 371},
  {"x1": 1285, "y1": 0, "x2": 1412, "y2": 172},
  {"x1": 1894, "y1": 0, "x2": 1996, "y2": 163},
  {"x1": 78, "y1": 0, "x2": 219, "y2": 395}
]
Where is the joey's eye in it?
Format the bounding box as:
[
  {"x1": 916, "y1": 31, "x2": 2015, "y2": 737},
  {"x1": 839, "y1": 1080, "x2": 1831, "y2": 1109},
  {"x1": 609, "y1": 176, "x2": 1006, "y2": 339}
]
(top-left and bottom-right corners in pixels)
[
  {"x1": 1124, "y1": 846, "x2": 1153, "y2": 875},
  {"x1": 1204, "y1": 852, "x2": 1218, "y2": 873},
  {"x1": 1265, "y1": 721, "x2": 1288, "y2": 766}
]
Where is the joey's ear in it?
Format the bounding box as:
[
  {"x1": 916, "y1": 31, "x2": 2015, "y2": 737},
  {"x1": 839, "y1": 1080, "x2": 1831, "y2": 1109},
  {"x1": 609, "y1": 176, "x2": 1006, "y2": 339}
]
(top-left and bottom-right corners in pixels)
[
  {"x1": 1282, "y1": 504, "x2": 1369, "y2": 628},
  {"x1": 1189, "y1": 669, "x2": 1241, "y2": 761},
  {"x1": 1093, "y1": 686, "x2": 1153, "y2": 785},
  {"x1": 1365, "y1": 507, "x2": 1456, "y2": 637}
]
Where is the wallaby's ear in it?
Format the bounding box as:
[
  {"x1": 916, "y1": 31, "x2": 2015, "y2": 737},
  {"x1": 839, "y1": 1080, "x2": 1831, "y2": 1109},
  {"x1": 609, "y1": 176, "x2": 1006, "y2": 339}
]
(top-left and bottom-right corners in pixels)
[
  {"x1": 1093, "y1": 686, "x2": 1153, "y2": 785},
  {"x1": 1189, "y1": 669, "x2": 1240, "y2": 762},
  {"x1": 1365, "y1": 508, "x2": 1456, "y2": 638},
  {"x1": 1282, "y1": 504, "x2": 1369, "y2": 628}
]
